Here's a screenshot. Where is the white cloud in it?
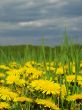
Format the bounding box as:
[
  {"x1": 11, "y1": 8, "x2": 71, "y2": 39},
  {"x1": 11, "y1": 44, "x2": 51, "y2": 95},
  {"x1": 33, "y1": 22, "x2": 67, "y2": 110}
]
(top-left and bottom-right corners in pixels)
[{"x1": 18, "y1": 20, "x2": 49, "y2": 28}]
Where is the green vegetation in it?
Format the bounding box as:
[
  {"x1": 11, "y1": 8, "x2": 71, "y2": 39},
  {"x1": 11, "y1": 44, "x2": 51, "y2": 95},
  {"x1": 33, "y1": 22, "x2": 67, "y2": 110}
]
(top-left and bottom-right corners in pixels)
[
  {"x1": 0, "y1": 36, "x2": 82, "y2": 110},
  {"x1": 0, "y1": 43, "x2": 82, "y2": 62}
]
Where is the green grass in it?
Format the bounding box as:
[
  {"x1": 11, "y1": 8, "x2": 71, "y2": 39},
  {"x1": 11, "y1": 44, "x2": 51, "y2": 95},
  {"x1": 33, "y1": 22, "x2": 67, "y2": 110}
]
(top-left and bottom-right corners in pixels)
[{"x1": 0, "y1": 43, "x2": 82, "y2": 61}]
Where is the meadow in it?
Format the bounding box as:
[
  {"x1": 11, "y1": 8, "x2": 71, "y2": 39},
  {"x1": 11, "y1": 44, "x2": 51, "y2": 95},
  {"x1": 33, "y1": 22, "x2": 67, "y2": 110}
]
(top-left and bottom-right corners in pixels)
[{"x1": 0, "y1": 37, "x2": 82, "y2": 110}]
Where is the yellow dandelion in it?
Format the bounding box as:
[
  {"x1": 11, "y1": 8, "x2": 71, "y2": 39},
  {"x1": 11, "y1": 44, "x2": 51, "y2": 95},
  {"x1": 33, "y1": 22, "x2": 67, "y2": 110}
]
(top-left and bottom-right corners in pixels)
[
  {"x1": 66, "y1": 75, "x2": 75, "y2": 82},
  {"x1": 0, "y1": 102, "x2": 10, "y2": 109},
  {"x1": 46, "y1": 66, "x2": 55, "y2": 71},
  {"x1": 6, "y1": 74, "x2": 20, "y2": 84},
  {"x1": 0, "y1": 73, "x2": 5, "y2": 78},
  {"x1": 67, "y1": 94, "x2": 82, "y2": 101},
  {"x1": 25, "y1": 67, "x2": 43, "y2": 80},
  {"x1": 0, "y1": 65, "x2": 10, "y2": 70},
  {"x1": 30, "y1": 80, "x2": 60, "y2": 95},
  {"x1": 16, "y1": 79, "x2": 26, "y2": 86},
  {"x1": 30, "y1": 79, "x2": 66, "y2": 96},
  {"x1": 77, "y1": 76, "x2": 82, "y2": 81},
  {"x1": 72, "y1": 65, "x2": 75, "y2": 73},
  {"x1": 24, "y1": 62, "x2": 33, "y2": 68},
  {"x1": 14, "y1": 96, "x2": 33, "y2": 102},
  {"x1": 6, "y1": 74, "x2": 26, "y2": 86},
  {"x1": 78, "y1": 81, "x2": 82, "y2": 87},
  {"x1": 61, "y1": 85, "x2": 67, "y2": 98},
  {"x1": 56, "y1": 66, "x2": 64, "y2": 75},
  {"x1": 66, "y1": 75, "x2": 82, "y2": 83},
  {"x1": 6, "y1": 68, "x2": 24, "y2": 76},
  {"x1": 80, "y1": 62, "x2": 82, "y2": 67},
  {"x1": 35, "y1": 98, "x2": 60, "y2": 110},
  {"x1": 0, "y1": 87, "x2": 18, "y2": 101}
]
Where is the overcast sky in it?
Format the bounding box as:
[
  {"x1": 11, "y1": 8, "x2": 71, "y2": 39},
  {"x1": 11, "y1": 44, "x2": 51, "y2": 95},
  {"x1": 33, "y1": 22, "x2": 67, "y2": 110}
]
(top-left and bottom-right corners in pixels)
[{"x1": 0, "y1": 0, "x2": 82, "y2": 45}]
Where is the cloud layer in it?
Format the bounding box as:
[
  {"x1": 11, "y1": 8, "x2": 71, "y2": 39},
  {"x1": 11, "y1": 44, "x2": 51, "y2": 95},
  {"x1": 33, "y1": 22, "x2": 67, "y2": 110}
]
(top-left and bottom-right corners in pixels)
[{"x1": 0, "y1": 0, "x2": 82, "y2": 45}]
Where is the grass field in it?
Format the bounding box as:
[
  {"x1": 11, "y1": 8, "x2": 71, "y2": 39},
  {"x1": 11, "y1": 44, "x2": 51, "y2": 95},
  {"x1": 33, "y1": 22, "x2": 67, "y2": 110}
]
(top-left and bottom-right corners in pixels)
[{"x1": 0, "y1": 37, "x2": 82, "y2": 110}]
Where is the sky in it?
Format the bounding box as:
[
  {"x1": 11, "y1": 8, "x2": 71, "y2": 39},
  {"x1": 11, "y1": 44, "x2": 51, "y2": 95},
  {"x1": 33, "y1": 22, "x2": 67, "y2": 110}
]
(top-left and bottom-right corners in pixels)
[{"x1": 0, "y1": 0, "x2": 82, "y2": 46}]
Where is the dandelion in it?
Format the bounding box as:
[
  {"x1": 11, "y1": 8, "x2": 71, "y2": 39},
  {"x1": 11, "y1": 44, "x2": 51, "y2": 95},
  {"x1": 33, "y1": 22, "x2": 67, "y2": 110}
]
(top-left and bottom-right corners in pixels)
[
  {"x1": 25, "y1": 62, "x2": 33, "y2": 68},
  {"x1": 0, "y1": 73, "x2": 5, "y2": 78},
  {"x1": 30, "y1": 79, "x2": 66, "y2": 96},
  {"x1": 56, "y1": 66, "x2": 64, "y2": 75},
  {"x1": 0, "y1": 65, "x2": 10, "y2": 70},
  {"x1": 6, "y1": 74, "x2": 20, "y2": 84},
  {"x1": 72, "y1": 65, "x2": 76, "y2": 73},
  {"x1": 67, "y1": 94, "x2": 82, "y2": 101},
  {"x1": 30, "y1": 80, "x2": 60, "y2": 95},
  {"x1": 14, "y1": 96, "x2": 33, "y2": 103},
  {"x1": 0, "y1": 87, "x2": 18, "y2": 101},
  {"x1": 78, "y1": 81, "x2": 82, "y2": 87},
  {"x1": 80, "y1": 62, "x2": 82, "y2": 68},
  {"x1": 25, "y1": 67, "x2": 43, "y2": 80},
  {"x1": 66, "y1": 75, "x2": 82, "y2": 83},
  {"x1": 35, "y1": 98, "x2": 60, "y2": 110},
  {"x1": 16, "y1": 79, "x2": 26, "y2": 86},
  {"x1": 46, "y1": 66, "x2": 55, "y2": 71},
  {"x1": 61, "y1": 85, "x2": 67, "y2": 98},
  {"x1": 0, "y1": 102, "x2": 10, "y2": 109}
]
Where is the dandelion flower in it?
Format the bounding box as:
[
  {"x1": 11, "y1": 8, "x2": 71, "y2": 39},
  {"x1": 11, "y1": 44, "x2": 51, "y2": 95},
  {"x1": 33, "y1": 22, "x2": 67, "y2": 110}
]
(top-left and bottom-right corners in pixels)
[
  {"x1": 6, "y1": 74, "x2": 20, "y2": 84},
  {"x1": 66, "y1": 75, "x2": 82, "y2": 83},
  {"x1": 0, "y1": 102, "x2": 10, "y2": 109},
  {"x1": 56, "y1": 66, "x2": 64, "y2": 74},
  {"x1": 0, "y1": 73, "x2": 5, "y2": 78},
  {"x1": 67, "y1": 94, "x2": 82, "y2": 101},
  {"x1": 0, "y1": 65, "x2": 10, "y2": 70},
  {"x1": 35, "y1": 98, "x2": 60, "y2": 110},
  {"x1": 14, "y1": 96, "x2": 33, "y2": 103},
  {"x1": 0, "y1": 87, "x2": 18, "y2": 101},
  {"x1": 30, "y1": 79, "x2": 66, "y2": 96}
]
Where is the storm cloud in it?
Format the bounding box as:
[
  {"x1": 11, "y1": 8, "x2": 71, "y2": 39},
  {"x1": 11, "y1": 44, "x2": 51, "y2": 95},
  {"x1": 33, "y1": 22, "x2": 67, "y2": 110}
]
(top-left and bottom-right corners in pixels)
[{"x1": 0, "y1": 0, "x2": 82, "y2": 45}]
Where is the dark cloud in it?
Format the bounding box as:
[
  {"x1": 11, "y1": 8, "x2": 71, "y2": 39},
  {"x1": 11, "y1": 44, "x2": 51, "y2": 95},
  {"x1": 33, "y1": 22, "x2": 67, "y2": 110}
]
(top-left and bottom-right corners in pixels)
[{"x1": 0, "y1": 0, "x2": 82, "y2": 45}]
